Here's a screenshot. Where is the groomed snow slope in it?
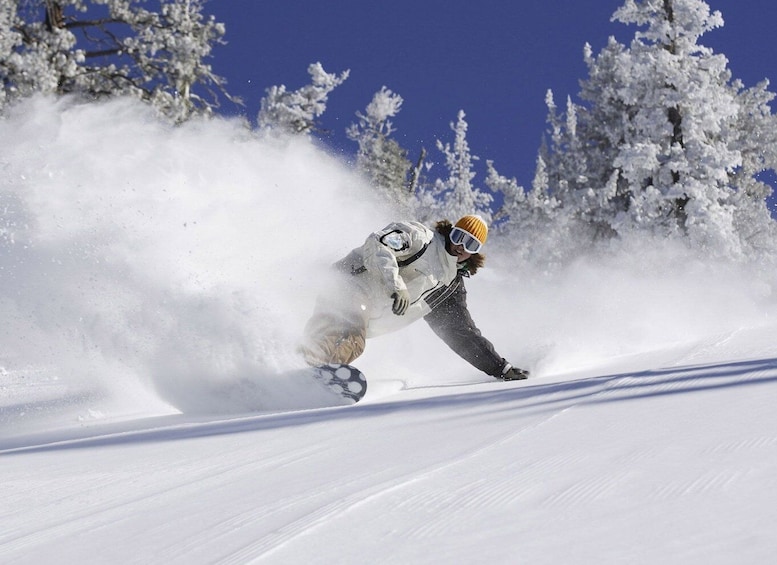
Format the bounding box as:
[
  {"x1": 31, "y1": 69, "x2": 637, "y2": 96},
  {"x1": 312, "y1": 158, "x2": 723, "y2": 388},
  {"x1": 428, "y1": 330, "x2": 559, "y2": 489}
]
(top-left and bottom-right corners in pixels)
[{"x1": 3, "y1": 326, "x2": 777, "y2": 565}]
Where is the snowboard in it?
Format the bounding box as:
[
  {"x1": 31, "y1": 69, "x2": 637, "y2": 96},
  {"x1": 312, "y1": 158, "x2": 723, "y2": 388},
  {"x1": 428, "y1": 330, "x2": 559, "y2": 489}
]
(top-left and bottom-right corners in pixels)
[{"x1": 311, "y1": 363, "x2": 368, "y2": 404}]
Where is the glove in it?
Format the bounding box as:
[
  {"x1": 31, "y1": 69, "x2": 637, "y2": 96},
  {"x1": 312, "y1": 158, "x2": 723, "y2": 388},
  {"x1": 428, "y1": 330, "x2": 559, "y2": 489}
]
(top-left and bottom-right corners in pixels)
[
  {"x1": 391, "y1": 289, "x2": 410, "y2": 315},
  {"x1": 498, "y1": 363, "x2": 529, "y2": 381}
]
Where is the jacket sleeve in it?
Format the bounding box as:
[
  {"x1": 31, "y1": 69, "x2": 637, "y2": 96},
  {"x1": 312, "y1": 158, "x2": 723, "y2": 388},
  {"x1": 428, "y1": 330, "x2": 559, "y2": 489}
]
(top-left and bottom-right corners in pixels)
[
  {"x1": 423, "y1": 274, "x2": 507, "y2": 378},
  {"x1": 359, "y1": 222, "x2": 430, "y2": 296}
]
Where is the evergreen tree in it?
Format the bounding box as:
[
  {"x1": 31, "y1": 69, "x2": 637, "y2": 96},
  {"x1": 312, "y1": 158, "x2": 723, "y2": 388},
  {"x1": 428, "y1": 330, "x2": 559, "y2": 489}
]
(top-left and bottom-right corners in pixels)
[
  {"x1": 418, "y1": 110, "x2": 493, "y2": 222},
  {"x1": 543, "y1": 0, "x2": 777, "y2": 258},
  {"x1": 489, "y1": 158, "x2": 561, "y2": 239},
  {"x1": 727, "y1": 78, "x2": 777, "y2": 255},
  {"x1": 0, "y1": 0, "x2": 232, "y2": 122},
  {"x1": 258, "y1": 62, "x2": 349, "y2": 135},
  {"x1": 0, "y1": 1, "x2": 22, "y2": 111},
  {"x1": 542, "y1": 89, "x2": 617, "y2": 238},
  {"x1": 124, "y1": 0, "x2": 234, "y2": 122},
  {"x1": 346, "y1": 86, "x2": 413, "y2": 210},
  {"x1": 1, "y1": 0, "x2": 80, "y2": 104},
  {"x1": 486, "y1": 158, "x2": 577, "y2": 265}
]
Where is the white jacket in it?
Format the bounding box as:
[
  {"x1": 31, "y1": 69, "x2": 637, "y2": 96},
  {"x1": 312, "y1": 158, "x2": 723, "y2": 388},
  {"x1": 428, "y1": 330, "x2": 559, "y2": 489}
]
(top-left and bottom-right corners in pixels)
[{"x1": 335, "y1": 221, "x2": 459, "y2": 337}]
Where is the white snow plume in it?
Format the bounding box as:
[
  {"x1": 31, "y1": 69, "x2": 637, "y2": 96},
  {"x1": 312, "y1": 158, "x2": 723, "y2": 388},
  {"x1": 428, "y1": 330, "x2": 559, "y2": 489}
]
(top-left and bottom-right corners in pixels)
[
  {"x1": 0, "y1": 95, "x2": 388, "y2": 419},
  {"x1": 473, "y1": 235, "x2": 777, "y2": 378}
]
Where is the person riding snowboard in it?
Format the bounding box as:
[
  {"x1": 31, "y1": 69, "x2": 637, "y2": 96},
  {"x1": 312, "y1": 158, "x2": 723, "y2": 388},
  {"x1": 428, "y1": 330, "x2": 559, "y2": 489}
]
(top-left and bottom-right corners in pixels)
[{"x1": 301, "y1": 215, "x2": 529, "y2": 381}]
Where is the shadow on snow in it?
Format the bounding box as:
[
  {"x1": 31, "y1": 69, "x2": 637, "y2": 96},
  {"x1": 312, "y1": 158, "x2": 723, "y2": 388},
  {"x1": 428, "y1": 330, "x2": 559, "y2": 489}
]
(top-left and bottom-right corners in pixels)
[{"x1": 3, "y1": 357, "x2": 777, "y2": 455}]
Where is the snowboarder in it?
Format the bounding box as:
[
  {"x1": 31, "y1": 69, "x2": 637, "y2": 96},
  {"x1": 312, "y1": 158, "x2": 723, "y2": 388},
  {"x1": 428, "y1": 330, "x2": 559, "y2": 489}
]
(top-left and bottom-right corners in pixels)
[{"x1": 301, "y1": 215, "x2": 529, "y2": 381}]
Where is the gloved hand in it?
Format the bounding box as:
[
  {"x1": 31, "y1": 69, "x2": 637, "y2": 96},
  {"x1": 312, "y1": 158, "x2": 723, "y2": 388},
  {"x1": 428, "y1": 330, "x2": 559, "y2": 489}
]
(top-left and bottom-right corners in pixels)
[
  {"x1": 498, "y1": 363, "x2": 529, "y2": 381},
  {"x1": 391, "y1": 289, "x2": 410, "y2": 315}
]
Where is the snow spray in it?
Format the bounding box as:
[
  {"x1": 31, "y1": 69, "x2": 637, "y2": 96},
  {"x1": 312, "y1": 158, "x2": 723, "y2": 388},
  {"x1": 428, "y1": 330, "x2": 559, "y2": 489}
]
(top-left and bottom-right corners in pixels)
[{"x1": 1, "y1": 96, "x2": 776, "y2": 420}]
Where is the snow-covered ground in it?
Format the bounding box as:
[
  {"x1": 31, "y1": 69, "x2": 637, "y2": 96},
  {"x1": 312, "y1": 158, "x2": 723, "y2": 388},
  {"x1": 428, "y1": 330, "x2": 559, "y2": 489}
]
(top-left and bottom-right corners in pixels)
[{"x1": 3, "y1": 98, "x2": 777, "y2": 564}]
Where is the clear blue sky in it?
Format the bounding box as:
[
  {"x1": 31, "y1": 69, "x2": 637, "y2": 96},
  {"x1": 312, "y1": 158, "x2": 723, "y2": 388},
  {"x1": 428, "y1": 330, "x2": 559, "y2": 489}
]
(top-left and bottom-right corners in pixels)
[{"x1": 207, "y1": 0, "x2": 777, "y2": 193}]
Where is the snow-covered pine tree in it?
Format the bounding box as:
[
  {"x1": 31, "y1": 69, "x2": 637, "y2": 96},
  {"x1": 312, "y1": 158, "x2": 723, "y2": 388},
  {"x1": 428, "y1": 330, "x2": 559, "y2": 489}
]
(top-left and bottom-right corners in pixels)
[
  {"x1": 488, "y1": 158, "x2": 557, "y2": 237},
  {"x1": 1, "y1": 0, "x2": 82, "y2": 104},
  {"x1": 727, "y1": 78, "x2": 777, "y2": 256},
  {"x1": 541, "y1": 89, "x2": 619, "y2": 240},
  {"x1": 543, "y1": 0, "x2": 777, "y2": 258},
  {"x1": 1, "y1": 1, "x2": 231, "y2": 121},
  {"x1": 121, "y1": 0, "x2": 234, "y2": 123},
  {"x1": 485, "y1": 155, "x2": 590, "y2": 266},
  {"x1": 346, "y1": 86, "x2": 413, "y2": 211},
  {"x1": 258, "y1": 62, "x2": 349, "y2": 135},
  {"x1": 0, "y1": 1, "x2": 22, "y2": 111},
  {"x1": 418, "y1": 110, "x2": 493, "y2": 223}
]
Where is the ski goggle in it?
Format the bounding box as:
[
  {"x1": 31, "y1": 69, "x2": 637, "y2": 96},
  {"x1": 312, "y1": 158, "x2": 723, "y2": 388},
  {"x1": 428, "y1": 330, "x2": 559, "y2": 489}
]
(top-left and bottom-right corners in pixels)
[{"x1": 449, "y1": 227, "x2": 483, "y2": 254}]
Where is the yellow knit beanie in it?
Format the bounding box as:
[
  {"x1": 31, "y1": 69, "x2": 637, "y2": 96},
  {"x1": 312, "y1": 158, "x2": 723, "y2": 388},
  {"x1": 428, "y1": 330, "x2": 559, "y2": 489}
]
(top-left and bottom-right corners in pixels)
[{"x1": 454, "y1": 215, "x2": 488, "y2": 246}]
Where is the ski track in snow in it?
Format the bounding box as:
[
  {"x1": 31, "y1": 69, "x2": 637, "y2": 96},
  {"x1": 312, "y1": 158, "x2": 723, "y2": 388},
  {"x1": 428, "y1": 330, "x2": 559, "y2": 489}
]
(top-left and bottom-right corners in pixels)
[
  {"x1": 221, "y1": 405, "x2": 571, "y2": 563},
  {"x1": 4, "y1": 339, "x2": 777, "y2": 564}
]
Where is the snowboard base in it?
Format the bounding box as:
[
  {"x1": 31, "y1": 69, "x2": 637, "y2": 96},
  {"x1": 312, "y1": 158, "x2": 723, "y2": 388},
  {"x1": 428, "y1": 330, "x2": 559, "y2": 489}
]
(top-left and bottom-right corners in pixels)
[{"x1": 311, "y1": 363, "x2": 367, "y2": 404}]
